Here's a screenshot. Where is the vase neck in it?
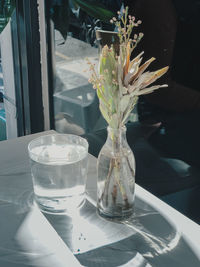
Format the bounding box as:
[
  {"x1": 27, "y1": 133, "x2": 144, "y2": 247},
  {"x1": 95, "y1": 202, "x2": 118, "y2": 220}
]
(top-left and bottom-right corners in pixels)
[{"x1": 106, "y1": 126, "x2": 127, "y2": 151}]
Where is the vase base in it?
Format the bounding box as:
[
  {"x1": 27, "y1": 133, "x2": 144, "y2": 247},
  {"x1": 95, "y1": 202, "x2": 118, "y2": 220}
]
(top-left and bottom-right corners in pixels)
[{"x1": 97, "y1": 206, "x2": 134, "y2": 221}]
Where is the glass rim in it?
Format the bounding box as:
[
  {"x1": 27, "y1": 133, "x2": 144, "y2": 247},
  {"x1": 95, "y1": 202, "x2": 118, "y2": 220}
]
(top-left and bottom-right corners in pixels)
[{"x1": 28, "y1": 133, "x2": 89, "y2": 161}]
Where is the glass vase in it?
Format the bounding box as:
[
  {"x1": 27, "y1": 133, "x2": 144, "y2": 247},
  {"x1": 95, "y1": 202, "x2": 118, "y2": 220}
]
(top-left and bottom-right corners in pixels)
[{"x1": 97, "y1": 126, "x2": 135, "y2": 220}]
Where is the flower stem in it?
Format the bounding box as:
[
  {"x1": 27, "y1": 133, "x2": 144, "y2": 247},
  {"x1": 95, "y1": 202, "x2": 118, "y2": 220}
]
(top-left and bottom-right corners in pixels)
[
  {"x1": 99, "y1": 158, "x2": 114, "y2": 206},
  {"x1": 113, "y1": 157, "x2": 130, "y2": 209}
]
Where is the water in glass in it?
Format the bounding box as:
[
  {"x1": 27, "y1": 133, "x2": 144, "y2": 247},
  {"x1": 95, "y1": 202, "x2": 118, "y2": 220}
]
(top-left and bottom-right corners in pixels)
[{"x1": 29, "y1": 136, "x2": 88, "y2": 214}]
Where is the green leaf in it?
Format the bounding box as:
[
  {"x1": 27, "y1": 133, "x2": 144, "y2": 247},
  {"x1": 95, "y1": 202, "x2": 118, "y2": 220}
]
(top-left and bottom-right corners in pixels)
[
  {"x1": 120, "y1": 95, "x2": 130, "y2": 113},
  {"x1": 108, "y1": 97, "x2": 116, "y2": 113},
  {"x1": 121, "y1": 96, "x2": 138, "y2": 124},
  {"x1": 99, "y1": 104, "x2": 110, "y2": 125},
  {"x1": 97, "y1": 87, "x2": 105, "y2": 102},
  {"x1": 121, "y1": 86, "x2": 128, "y2": 94},
  {"x1": 72, "y1": 0, "x2": 115, "y2": 23},
  {"x1": 96, "y1": 87, "x2": 110, "y2": 111},
  {"x1": 99, "y1": 46, "x2": 118, "y2": 94},
  {"x1": 109, "y1": 113, "x2": 119, "y2": 128}
]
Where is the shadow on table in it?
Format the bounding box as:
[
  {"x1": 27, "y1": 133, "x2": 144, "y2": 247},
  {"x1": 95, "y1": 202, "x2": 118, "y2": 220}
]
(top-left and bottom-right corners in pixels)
[
  {"x1": 0, "y1": 195, "x2": 80, "y2": 267},
  {"x1": 0, "y1": 199, "x2": 61, "y2": 267},
  {"x1": 44, "y1": 196, "x2": 200, "y2": 267}
]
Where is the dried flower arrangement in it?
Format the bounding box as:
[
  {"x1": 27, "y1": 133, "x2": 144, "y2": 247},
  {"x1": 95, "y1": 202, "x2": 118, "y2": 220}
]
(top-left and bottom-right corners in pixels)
[
  {"x1": 87, "y1": 6, "x2": 169, "y2": 219},
  {"x1": 87, "y1": 6, "x2": 168, "y2": 129}
]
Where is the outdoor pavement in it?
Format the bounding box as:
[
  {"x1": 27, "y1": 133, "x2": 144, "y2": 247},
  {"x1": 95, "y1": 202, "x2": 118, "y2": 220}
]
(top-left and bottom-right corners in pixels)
[{"x1": 55, "y1": 32, "x2": 98, "y2": 94}]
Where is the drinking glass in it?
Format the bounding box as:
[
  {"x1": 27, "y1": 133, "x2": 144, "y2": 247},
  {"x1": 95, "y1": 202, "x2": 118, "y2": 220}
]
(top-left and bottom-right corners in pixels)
[{"x1": 28, "y1": 134, "x2": 88, "y2": 214}]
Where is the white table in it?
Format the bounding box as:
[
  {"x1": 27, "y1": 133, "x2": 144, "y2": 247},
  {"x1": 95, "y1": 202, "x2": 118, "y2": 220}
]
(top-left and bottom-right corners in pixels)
[{"x1": 0, "y1": 131, "x2": 200, "y2": 266}]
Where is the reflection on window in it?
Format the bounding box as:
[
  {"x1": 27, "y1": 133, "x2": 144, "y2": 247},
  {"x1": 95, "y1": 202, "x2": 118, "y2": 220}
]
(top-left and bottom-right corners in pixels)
[
  {"x1": 51, "y1": 1, "x2": 122, "y2": 136},
  {"x1": 0, "y1": 0, "x2": 16, "y2": 141}
]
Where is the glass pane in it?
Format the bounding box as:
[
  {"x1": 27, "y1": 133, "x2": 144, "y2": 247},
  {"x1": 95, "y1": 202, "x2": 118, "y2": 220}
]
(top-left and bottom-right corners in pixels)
[
  {"x1": 0, "y1": 0, "x2": 16, "y2": 141},
  {"x1": 50, "y1": 0, "x2": 122, "y2": 156}
]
